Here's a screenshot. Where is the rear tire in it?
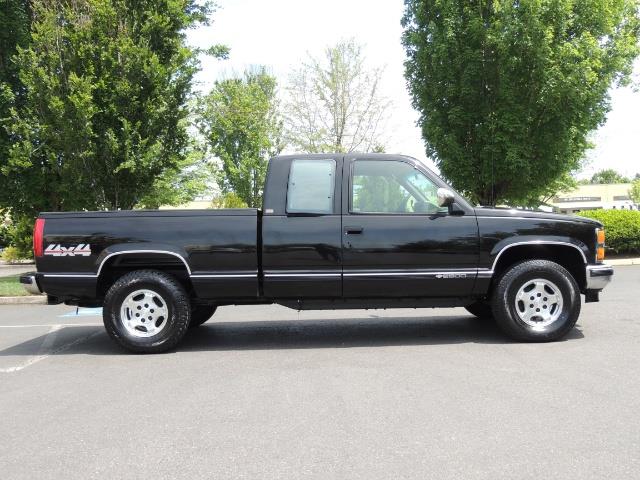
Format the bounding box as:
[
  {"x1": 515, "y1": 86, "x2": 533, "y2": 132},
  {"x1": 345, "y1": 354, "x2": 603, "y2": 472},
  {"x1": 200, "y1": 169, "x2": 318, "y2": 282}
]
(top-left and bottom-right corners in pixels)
[
  {"x1": 189, "y1": 305, "x2": 217, "y2": 328},
  {"x1": 465, "y1": 301, "x2": 493, "y2": 319},
  {"x1": 103, "y1": 270, "x2": 191, "y2": 353},
  {"x1": 491, "y1": 260, "x2": 581, "y2": 342}
]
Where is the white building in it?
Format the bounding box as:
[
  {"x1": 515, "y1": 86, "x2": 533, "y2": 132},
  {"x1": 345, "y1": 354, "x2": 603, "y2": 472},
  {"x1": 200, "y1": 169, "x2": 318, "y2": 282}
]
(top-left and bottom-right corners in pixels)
[{"x1": 549, "y1": 183, "x2": 637, "y2": 214}]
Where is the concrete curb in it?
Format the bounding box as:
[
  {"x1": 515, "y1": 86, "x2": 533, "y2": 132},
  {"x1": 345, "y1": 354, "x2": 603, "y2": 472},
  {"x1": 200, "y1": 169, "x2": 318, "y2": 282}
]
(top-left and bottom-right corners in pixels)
[
  {"x1": 0, "y1": 296, "x2": 46, "y2": 305},
  {"x1": 604, "y1": 258, "x2": 640, "y2": 266}
]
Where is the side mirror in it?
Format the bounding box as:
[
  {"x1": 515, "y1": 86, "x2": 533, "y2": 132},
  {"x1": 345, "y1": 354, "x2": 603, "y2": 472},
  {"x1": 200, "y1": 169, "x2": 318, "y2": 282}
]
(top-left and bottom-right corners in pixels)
[{"x1": 437, "y1": 188, "x2": 455, "y2": 208}]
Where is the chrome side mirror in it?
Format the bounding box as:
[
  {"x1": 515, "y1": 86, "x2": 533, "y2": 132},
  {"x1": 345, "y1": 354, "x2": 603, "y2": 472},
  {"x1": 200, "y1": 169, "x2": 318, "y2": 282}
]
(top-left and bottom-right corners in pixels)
[{"x1": 437, "y1": 188, "x2": 455, "y2": 207}]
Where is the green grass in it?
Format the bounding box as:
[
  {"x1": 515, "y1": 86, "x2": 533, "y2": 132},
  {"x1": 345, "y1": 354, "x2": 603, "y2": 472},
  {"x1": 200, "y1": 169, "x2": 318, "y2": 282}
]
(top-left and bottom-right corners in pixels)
[{"x1": 0, "y1": 275, "x2": 30, "y2": 297}]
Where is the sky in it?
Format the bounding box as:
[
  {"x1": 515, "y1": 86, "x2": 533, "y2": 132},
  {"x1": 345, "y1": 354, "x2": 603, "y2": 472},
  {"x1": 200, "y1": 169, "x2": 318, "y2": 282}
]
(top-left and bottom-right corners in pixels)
[{"x1": 187, "y1": 0, "x2": 640, "y2": 179}]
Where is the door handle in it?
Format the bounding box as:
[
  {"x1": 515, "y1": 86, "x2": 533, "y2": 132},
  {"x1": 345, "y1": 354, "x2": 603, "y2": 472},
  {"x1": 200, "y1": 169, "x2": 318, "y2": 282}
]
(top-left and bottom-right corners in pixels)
[{"x1": 344, "y1": 226, "x2": 363, "y2": 235}]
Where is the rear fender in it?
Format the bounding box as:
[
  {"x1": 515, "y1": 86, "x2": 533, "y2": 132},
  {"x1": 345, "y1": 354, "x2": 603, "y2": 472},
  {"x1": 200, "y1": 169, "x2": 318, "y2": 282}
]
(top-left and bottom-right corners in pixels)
[{"x1": 95, "y1": 243, "x2": 192, "y2": 276}]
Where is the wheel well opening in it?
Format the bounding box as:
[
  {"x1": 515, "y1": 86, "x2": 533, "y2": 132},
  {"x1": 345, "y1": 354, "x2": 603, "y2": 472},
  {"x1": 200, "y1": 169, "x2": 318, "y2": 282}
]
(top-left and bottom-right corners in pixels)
[
  {"x1": 96, "y1": 253, "x2": 193, "y2": 299},
  {"x1": 492, "y1": 245, "x2": 586, "y2": 290}
]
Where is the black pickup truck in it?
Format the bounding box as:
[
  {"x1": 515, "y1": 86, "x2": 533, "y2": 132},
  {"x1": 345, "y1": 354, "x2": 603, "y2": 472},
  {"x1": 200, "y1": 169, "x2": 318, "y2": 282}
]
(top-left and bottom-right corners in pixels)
[{"x1": 21, "y1": 153, "x2": 613, "y2": 352}]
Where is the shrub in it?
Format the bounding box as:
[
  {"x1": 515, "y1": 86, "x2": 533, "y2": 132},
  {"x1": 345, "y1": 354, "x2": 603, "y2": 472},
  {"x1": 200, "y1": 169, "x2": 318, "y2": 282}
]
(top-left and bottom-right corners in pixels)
[
  {"x1": 8, "y1": 216, "x2": 34, "y2": 259},
  {"x1": 211, "y1": 192, "x2": 248, "y2": 209},
  {"x1": 1, "y1": 246, "x2": 21, "y2": 263},
  {"x1": 0, "y1": 215, "x2": 34, "y2": 261},
  {"x1": 577, "y1": 209, "x2": 640, "y2": 254},
  {"x1": 0, "y1": 222, "x2": 9, "y2": 249}
]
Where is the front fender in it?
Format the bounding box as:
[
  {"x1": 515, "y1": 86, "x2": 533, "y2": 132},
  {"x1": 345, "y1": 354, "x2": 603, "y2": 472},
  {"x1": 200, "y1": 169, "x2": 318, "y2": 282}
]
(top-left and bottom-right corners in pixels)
[{"x1": 487, "y1": 235, "x2": 589, "y2": 272}]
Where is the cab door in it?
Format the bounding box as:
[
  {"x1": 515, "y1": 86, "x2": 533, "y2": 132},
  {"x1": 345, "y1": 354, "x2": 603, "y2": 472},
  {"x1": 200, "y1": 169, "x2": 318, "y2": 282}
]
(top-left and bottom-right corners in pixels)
[
  {"x1": 341, "y1": 156, "x2": 479, "y2": 298},
  {"x1": 261, "y1": 155, "x2": 343, "y2": 298}
]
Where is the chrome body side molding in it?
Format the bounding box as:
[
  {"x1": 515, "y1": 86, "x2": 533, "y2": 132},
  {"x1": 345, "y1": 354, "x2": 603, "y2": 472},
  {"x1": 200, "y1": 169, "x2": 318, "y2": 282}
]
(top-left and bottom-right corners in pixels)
[
  {"x1": 43, "y1": 273, "x2": 98, "y2": 278},
  {"x1": 266, "y1": 269, "x2": 493, "y2": 278},
  {"x1": 191, "y1": 272, "x2": 258, "y2": 278}
]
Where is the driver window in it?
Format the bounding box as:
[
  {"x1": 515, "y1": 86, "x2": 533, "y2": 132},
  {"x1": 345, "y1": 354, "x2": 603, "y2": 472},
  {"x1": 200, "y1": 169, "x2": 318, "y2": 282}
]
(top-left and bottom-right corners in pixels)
[{"x1": 351, "y1": 160, "x2": 445, "y2": 214}]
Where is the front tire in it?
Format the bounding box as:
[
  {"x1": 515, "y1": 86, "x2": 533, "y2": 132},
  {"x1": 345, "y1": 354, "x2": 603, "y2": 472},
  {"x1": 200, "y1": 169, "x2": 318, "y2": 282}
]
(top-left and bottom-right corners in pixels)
[
  {"x1": 103, "y1": 270, "x2": 191, "y2": 353},
  {"x1": 491, "y1": 260, "x2": 581, "y2": 342}
]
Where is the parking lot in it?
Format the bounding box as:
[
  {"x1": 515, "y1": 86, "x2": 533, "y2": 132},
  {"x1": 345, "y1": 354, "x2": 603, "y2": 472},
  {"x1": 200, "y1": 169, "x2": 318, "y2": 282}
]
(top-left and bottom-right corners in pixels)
[{"x1": 0, "y1": 266, "x2": 638, "y2": 479}]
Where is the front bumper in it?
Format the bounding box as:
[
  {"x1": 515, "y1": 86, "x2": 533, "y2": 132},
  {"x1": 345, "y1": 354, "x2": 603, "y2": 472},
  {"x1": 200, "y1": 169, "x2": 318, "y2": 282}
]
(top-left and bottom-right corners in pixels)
[
  {"x1": 19, "y1": 273, "x2": 42, "y2": 295},
  {"x1": 585, "y1": 264, "x2": 614, "y2": 290}
]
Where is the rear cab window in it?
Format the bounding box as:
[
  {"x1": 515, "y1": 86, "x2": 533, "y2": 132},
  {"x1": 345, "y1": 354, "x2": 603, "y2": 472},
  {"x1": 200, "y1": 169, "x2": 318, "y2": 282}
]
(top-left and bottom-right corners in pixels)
[{"x1": 286, "y1": 159, "x2": 336, "y2": 214}]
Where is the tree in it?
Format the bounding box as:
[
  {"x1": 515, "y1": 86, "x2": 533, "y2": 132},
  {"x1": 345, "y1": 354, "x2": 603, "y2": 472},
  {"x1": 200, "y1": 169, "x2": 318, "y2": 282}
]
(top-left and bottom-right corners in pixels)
[
  {"x1": 539, "y1": 172, "x2": 578, "y2": 205},
  {"x1": 0, "y1": 0, "x2": 224, "y2": 217},
  {"x1": 352, "y1": 175, "x2": 409, "y2": 213},
  {"x1": 211, "y1": 192, "x2": 248, "y2": 209},
  {"x1": 284, "y1": 39, "x2": 391, "y2": 154},
  {"x1": 135, "y1": 142, "x2": 212, "y2": 209},
  {"x1": 403, "y1": 0, "x2": 640, "y2": 206},
  {"x1": 0, "y1": 1, "x2": 31, "y2": 184},
  {"x1": 199, "y1": 68, "x2": 283, "y2": 208},
  {"x1": 590, "y1": 169, "x2": 631, "y2": 184},
  {"x1": 630, "y1": 179, "x2": 640, "y2": 204}
]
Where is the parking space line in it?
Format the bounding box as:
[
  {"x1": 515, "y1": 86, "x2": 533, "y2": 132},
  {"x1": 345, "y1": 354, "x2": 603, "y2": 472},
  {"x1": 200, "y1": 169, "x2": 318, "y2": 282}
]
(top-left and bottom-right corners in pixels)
[
  {"x1": 58, "y1": 308, "x2": 103, "y2": 318},
  {"x1": 0, "y1": 326, "x2": 102, "y2": 373},
  {"x1": 0, "y1": 323, "x2": 102, "y2": 328}
]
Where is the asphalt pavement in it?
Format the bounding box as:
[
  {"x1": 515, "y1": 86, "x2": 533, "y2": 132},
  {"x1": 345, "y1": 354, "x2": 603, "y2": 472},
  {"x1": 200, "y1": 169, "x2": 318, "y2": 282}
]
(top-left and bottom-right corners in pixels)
[{"x1": 0, "y1": 266, "x2": 639, "y2": 479}]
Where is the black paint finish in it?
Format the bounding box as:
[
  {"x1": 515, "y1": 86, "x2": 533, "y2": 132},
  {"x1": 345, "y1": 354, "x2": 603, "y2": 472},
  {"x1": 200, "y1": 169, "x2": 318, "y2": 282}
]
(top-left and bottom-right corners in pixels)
[
  {"x1": 37, "y1": 209, "x2": 259, "y2": 300},
  {"x1": 475, "y1": 207, "x2": 599, "y2": 268},
  {"x1": 341, "y1": 214, "x2": 479, "y2": 297},
  {"x1": 262, "y1": 215, "x2": 343, "y2": 297},
  {"x1": 33, "y1": 154, "x2": 605, "y2": 308},
  {"x1": 338, "y1": 154, "x2": 479, "y2": 298},
  {"x1": 261, "y1": 154, "x2": 344, "y2": 298}
]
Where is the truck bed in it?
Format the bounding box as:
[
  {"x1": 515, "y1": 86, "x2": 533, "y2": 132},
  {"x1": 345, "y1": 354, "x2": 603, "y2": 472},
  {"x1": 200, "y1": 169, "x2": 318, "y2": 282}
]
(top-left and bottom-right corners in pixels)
[{"x1": 37, "y1": 209, "x2": 260, "y2": 302}]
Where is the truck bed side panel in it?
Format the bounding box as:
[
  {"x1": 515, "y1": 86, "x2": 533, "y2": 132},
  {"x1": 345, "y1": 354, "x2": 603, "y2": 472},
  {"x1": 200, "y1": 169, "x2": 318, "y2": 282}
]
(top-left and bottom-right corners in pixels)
[{"x1": 37, "y1": 210, "x2": 259, "y2": 300}]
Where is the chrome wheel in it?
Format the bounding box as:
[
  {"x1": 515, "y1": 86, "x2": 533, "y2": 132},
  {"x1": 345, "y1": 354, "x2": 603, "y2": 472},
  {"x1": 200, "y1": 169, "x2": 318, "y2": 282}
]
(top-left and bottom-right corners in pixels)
[
  {"x1": 119, "y1": 289, "x2": 169, "y2": 338},
  {"x1": 514, "y1": 278, "x2": 564, "y2": 329}
]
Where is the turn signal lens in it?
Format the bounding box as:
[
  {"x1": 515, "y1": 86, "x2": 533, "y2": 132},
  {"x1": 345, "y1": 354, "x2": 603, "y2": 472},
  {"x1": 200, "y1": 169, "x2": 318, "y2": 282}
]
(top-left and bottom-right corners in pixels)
[{"x1": 596, "y1": 228, "x2": 605, "y2": 261}]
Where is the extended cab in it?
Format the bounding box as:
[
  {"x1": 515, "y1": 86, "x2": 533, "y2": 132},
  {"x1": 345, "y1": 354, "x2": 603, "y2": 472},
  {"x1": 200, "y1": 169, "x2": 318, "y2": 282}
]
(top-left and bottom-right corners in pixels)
[{"x1": 21, "y1": 154, "x2": 613, "y2": 352}]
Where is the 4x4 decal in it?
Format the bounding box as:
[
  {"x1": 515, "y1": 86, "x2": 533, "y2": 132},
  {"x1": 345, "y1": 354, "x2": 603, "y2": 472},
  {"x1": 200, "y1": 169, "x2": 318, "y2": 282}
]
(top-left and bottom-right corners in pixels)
[{"x1": 44, "y1": 244, "x2": 92, "y2": 257}]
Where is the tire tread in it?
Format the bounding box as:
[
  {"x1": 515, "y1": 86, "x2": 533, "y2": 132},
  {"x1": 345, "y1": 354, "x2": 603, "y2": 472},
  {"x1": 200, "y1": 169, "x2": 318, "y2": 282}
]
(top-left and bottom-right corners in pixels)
[
  {"x1": 491, "y1": 260, "x2": 580, "y2": 342},
  {"x1": 103, "y1": 269, "x2": 191, "y2": 353}
]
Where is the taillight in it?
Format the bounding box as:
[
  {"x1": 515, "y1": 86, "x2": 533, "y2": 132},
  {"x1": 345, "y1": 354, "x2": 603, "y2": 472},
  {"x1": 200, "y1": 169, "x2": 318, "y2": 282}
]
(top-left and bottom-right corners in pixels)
[
  {"x1": 33, "y1": 218, "x2": 45, "y2": 257},
  {"x1": 596, "y1": 228, "x2": 605, "y2": 262}
]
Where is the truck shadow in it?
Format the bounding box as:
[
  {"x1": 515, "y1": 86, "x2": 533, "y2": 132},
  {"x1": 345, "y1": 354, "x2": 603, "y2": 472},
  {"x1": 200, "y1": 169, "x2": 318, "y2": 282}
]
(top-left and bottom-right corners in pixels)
[
  {"x1": 0, "y1": 315, "x2": 585, "y2": 357},
  {"x1": 180, "y1": 316, "x2": 585, "y2": 351}
]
